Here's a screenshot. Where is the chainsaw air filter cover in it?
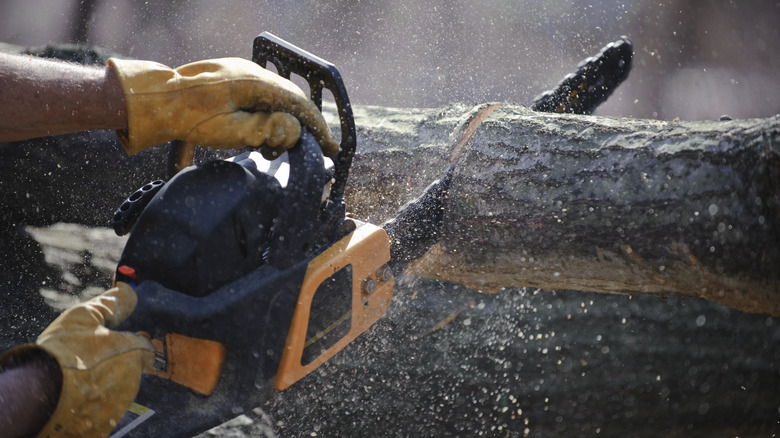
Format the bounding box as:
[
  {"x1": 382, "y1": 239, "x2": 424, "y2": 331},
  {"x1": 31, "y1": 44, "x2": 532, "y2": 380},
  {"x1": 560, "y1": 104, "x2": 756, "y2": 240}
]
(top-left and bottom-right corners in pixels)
[{"x1": 116, "y1": 130, "x2": 334, "y2": 297}]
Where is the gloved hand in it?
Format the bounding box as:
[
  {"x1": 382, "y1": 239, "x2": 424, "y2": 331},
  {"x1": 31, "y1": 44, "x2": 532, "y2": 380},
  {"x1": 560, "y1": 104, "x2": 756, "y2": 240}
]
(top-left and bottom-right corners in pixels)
[
  {"x1": 0, "y1": 283, "x2": 154, "y2": 438},
  {"x1": 108, "y1": 57, "x2": 340, "y2": 158}
]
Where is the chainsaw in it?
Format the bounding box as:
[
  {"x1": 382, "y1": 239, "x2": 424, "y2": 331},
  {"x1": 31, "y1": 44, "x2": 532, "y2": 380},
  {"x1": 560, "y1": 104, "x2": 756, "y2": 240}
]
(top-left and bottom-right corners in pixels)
[
  {"x1": 105, "y1": 32, "x2": 449, "y2": 437},
  {"x1": 105, "y1": 33, "x2": 632, "y2": 437}
]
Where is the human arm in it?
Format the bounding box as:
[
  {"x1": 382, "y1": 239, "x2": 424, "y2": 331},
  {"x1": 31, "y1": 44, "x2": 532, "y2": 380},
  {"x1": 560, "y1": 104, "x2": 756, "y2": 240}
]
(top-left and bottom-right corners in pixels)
[
  {"x1": 0, "y1": 349, "x2": 61, "y2": 438},
  {"x1": 0, "y1": 52, "x2": 339, "y2": 157},
  {"x1": 0, "y1": 52, "x2": 126, "y2": 141}
]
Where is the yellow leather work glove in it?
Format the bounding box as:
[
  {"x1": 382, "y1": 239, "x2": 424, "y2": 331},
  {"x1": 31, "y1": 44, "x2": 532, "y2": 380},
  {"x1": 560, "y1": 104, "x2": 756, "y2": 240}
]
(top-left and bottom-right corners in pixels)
[
  {"x1": 0, "y1": 283, "x2": 154, "y2": 438},
  {"x1": 107, "y1": 57, "x2": 339, "y2": 158}
]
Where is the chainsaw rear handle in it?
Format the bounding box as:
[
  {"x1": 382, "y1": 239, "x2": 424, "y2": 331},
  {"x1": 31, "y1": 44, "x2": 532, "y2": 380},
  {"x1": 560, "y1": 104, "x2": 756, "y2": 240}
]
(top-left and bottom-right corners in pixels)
[{"x1": 253, "y1": 31, "x2": 356, "y2": 203}]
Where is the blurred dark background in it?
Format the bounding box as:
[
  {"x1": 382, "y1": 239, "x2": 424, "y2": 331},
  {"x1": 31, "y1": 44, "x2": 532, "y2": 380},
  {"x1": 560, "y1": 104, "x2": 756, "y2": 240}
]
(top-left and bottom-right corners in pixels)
[{"x1": 1, "y1": 0, "x2": 778, "y2": 120}]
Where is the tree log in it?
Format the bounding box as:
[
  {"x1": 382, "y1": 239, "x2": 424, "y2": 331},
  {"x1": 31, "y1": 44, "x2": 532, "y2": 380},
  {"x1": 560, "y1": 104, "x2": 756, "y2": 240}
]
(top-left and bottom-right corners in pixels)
[
  {"x1": 4, "y1": 42, "x2": 778, "y2": 315},
  {"x1": 339, "y1": 103, "x2": 780, "y2": 316}
]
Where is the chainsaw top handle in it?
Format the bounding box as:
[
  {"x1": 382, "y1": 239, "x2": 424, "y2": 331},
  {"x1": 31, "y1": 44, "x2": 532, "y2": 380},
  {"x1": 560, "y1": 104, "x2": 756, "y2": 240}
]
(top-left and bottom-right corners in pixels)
[{"x1": 253, "y1": 32, "x2": 356, "y2": 204}]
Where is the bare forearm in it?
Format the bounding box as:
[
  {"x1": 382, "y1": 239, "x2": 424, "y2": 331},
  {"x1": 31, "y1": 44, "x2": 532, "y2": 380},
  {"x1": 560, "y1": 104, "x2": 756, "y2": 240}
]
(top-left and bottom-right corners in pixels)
[
  {"x1": 0, "y1": 355, "x2": 61, "y2": 437},
  {"x1": 0, "y1": 52, "x2": 127, "y2": 142}
]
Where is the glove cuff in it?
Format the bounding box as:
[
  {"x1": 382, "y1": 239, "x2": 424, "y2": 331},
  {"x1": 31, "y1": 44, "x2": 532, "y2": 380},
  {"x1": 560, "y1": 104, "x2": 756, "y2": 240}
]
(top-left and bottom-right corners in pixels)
[
  {"x1": 33, "y1": 345, "x2": 150, "y2": 438},
  {"x1": 107, "y1": 58, "x2": 181, "y2": 155},
  {"x1": 0, "y1": 343, "x2": 52, "y2": 370}
]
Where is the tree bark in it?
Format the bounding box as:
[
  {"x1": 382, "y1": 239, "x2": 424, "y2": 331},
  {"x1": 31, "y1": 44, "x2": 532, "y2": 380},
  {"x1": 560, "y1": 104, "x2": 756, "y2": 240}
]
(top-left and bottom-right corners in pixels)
[{"x1": 340, "y1": 103, "x2": 780, "y2": 316}]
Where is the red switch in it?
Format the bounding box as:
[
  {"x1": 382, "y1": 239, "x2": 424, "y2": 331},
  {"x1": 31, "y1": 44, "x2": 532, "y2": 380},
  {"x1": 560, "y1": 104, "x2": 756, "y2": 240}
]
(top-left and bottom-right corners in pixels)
[{"x1": 117, "y1": 265, "x2": 138, "y2": 280}]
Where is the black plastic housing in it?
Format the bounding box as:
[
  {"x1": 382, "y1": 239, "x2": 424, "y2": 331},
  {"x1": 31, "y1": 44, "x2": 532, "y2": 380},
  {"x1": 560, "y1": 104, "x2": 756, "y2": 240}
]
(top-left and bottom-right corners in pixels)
[{"x1": 116, "y1": 130, "x2": 330, "y2": 297}]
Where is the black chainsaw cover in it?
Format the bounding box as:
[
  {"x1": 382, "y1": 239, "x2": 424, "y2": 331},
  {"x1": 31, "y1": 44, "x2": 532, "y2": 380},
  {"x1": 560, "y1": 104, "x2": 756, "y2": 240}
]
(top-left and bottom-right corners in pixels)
[
  {"x1": 116, "y1": 160, "x2": 279, "y2": 296},
  {"x1": 116, "y1": 129, "x2": 333, "y2": 297}
]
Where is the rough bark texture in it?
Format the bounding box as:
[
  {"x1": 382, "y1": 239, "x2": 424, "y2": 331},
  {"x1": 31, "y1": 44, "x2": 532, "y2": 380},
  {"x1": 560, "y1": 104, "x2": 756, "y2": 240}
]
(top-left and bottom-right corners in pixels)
[{"x1": 337, "y1": 103, "x2": 780, "y2": 316}]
